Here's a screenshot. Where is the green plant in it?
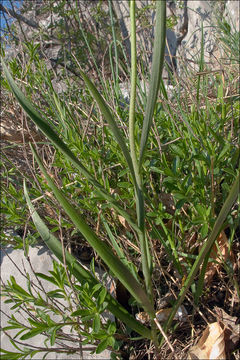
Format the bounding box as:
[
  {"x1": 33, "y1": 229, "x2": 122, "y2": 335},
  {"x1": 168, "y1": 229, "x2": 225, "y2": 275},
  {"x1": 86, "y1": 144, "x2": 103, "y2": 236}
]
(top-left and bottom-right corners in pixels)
[
  {"x1": 1, "y1": 0, "x2": 239, "y2": 358},
  {"x1": 1, "y1": 260, "x2": 118, "y2": 358}
]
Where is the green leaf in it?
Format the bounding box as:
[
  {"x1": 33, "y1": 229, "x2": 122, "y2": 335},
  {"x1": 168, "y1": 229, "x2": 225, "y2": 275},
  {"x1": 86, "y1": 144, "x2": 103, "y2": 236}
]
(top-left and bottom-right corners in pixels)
[
  {"x1": 101, "y1": 215, "x2": 137, "y2": 277},
  {"x1": 34, "y1": 272, "x2": 58, "y2": 286},
  {"x1": 0, "y1": 350, "x2": 23, "y2": 360},
  {"x1": 1, "y1": 58, "x2": 140, "y2": 234},
  {"x1": 195, "y1": 204, "x2": 205, "y2": 217},
  {"x1": 78, "y1": 68, "x2": 137, "y2": 188},
  {"x1": 107, "y1": 322, "x2": 116, "y2": 335},
  {"x1": 9, "y1": 277, "x2": 31, "y2": 298},
  {"x1": 49, "y1": 325, "x2": 62, "y2": 346},
  {"x1": 107, "y1": 335, "x2": 115, "y2": 347},
  {"x1": 71, "y1": 309, "x2": 91, "y2": 317},
  {"x1": 24, "y1": 181, "x2": 151, "y2": 339},
  {"x1": 128, "y1": 1, "x2": 154, "y2": 305},
  {"x1": 96, "y1": 338, "x2": 109, "y2": 354},
  {"x1": 200, "y1": 223, "x2": 208, "y2": 238},
  {"x1": 29, "y1": 147, "x2": 152, "y2": 314},
  {"x1": 46, "y1": 290, "x2": 65, "y2": 299},
  {"x1": 20, "y1": 327, "x2": 48, "y2": 341},
  {"x1": 92, "y1": 283, "x2": 103, "y2": 294},
  {"x1": 98, "y1": 287, "x2": 107, "y2": 306},
  {"x1": 93, "y1": 313, "x2": 101, "y2": 333},
  {"x1": 163, "y1": 171, "x2": 240, "y2": 336},
  {"x1": 3, "y1": 324, "x2": 24, "y2": 331},
  {"x1": 140, "y1": 1, "x2": 166, "y2": 163}
]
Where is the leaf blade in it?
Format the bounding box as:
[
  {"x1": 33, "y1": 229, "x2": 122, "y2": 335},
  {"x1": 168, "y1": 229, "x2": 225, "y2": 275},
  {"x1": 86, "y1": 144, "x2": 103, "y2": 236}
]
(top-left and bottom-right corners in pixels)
[
  {"x1": 1, "y1": 59, "x2": 139, "y2": 234},
  {"x1": 24, "y1": 181, "x2": 152, "y2": 339},
  {"x1": 139, "y1": 1, "x2": 166, "y2": 164},
  {"x1": 77, "y1": 66, "x2": 137, "y2": 188},
  {"x1": 29, "y1": 146, "x2": 153, "y2": 315}
]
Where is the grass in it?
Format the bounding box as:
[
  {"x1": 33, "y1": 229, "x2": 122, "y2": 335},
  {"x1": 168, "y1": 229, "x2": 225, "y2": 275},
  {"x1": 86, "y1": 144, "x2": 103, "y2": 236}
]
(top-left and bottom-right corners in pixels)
[{"x1": 1, "y1": 1, "x2": 239, "y2": 358}]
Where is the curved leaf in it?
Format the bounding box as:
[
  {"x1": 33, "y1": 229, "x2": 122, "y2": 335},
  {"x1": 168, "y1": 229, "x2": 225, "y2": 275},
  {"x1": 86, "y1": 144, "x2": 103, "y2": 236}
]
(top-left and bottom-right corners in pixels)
[
  {"x1": 139, "y1": 1, "x2": 166, "y2": 164},
  {"x1": 24, "y1": 181, "x2": 152, "y2": 339},
  {"x1": 1, "y1": 59, "x2": 139, "y2": 234},
  {"x1": 78, "y1": 67, "x2": 137, "y2": 188},
  {"x1": 30, "y1": 145, "x2": 154, "y2": 316}
]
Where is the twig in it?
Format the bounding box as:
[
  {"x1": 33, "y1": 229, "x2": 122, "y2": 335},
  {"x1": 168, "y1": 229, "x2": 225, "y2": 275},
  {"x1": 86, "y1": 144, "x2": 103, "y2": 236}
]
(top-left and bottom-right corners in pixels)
[
  {"x1": 154, "y1": 317, "x2": 175, "y2": 354},
  {"x1": 31, "y1": 181, "x2": 77, "y2": 203},
  {"x1": 0, "y1": 3, "x2": 39, "y2": 29}
]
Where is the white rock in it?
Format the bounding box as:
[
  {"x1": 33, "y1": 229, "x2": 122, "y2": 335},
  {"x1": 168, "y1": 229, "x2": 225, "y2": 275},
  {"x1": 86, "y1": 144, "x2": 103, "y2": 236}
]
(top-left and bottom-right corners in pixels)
[
  {"x1": 1, "y1": 246, "x2": 111, "y2": 359},
  {"x1": 177, "y1": 1, "x2": 217, "y2": 70},
  {"x1": 224, "y1": 0, "x2": 240, "y2": 32}
]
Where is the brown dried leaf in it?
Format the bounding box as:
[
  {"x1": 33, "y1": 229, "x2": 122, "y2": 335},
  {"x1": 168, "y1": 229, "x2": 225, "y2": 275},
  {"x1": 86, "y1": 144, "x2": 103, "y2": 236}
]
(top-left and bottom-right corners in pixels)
[
  {"x1": 215, "y1": 307, "x2": 240, "y2": 356},
  {"x1": 156, "y1": 306, "x2": 188, "y2": 323},
  {"x1": 135, "y1": 311, "x2": 151, "y2": 325},
  {"x1": 1, "y1": 117, "x2": 41, "y2": 143},
  {"x1": 136, "y1": 306, "x2": 188, "y2": 325},
  {"x1": 118, "y1": 215, "x2": 131, "y2": 231},
  {"x1": 188, "y1": 322, "x2": 226, "y2": 360},
  {"x1": 204, "y1": 231, "x2": 234, "y2": 285}
]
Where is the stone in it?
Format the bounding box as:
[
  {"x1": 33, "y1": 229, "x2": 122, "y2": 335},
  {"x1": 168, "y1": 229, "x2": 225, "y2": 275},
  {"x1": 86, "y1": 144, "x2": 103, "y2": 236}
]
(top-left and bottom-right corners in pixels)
[
  {"x1": 176, "y1": 1, "x2": 218, "y2": 71},
  {"x1": 113, "y1": 0, "x2": 154, "y2": 65},
  {"x1": 114, "y1": 0, "x2": 239, "y2": 75},
  {"x1": 224, "y1": 0, "x2": 240, "y2": 31},
  {"x1": 4, "y1": 0, "x2": 240, "y2": 78},
  {"x1": 1, "y1": 246, "x2": 111, "y2": 359}
]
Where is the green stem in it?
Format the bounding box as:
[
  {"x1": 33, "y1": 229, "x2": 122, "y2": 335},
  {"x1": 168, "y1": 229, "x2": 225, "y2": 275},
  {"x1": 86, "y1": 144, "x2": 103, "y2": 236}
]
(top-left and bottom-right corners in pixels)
[
  {"x1": 129, "y1": 1, "x2": 143, "y2": 226},
  {"x1": 74, "y1": 0, "x2": 106, "y2": 92},
  {"x1": 24, "y1": 181, "x2": 152, "y2": 339},
  {"x1": 108, "y1": 0, "x2": 119, "y2": 93},
  {"x1": 129, "y1": 1, "x2": 137, "y2": 174},
  {"x1": 129, "y1": 0, "x2": 154, "y2": 312}
]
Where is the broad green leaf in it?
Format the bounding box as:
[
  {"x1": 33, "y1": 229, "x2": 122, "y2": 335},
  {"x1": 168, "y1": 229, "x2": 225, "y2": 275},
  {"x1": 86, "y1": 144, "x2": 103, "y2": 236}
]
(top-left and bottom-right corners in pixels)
[
  {"x1": 96, "y1": 338, "x2": 109, "y2": 354},
  {"x1": 24, "y1": 181, "x2": 152, "y2": 339},
  {"x1": 20, "y1": 327, "x2": 48, "y2": 341},
  {"x1": 93, "y1": 313, "x2": 101, "y2": 333},
  {"x1": 34, "y1": 273, "x2": 58, "y2": 286}
]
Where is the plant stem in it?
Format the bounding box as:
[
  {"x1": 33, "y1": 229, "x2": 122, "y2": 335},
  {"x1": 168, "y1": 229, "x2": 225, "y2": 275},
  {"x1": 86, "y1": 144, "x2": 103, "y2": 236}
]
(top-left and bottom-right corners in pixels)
[
  {"x1": 129, "y1": 0, "x2": 154, "y2": 309},
  {"x1": 108, "y1": 0, "x2": 119, "y2": 94}
]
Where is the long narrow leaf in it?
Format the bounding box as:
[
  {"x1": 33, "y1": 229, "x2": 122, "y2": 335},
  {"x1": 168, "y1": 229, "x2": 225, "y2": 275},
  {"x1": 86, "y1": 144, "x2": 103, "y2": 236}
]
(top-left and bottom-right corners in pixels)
[
  {"x1": 30, "y1": 145, "x2": 154, "y2": 315},
  {"x1": 101, "y1": 214, "x2": 138, "y2": 278},
  {"x1": 77, "y1": 66, "x2": 137, "y2": 188},
  {"x1": 1, "y1": 59, "x2": 139, "y2": 234},
  {"x1": 23, "y1": 181, "x2": 151, "y2": 339},
  {"x1": 128, "y1": 1, "x2": 153, "y2": 303},
  {"x1": 101, "y1": 215, "x2": 129, "y2": 263},
  {"x1": 139, "y1": 1, "x2": 166, "y2": 164},
  {"x1": 108, "y1": 0, "x2": 119, "y2": 93}
]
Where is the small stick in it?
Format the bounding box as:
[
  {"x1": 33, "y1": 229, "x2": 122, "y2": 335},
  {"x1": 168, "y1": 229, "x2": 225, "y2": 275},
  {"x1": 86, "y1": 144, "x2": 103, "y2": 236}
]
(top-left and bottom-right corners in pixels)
[{"x1": 154, "y1": 317, "x2": 175, "y2": 354}]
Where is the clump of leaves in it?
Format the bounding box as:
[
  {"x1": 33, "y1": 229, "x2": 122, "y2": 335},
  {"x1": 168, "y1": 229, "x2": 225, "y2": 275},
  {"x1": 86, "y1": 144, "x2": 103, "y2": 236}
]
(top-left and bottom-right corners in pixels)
[{"x1": 1, "y1": 0, "x2": 239, "y2": 358}]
